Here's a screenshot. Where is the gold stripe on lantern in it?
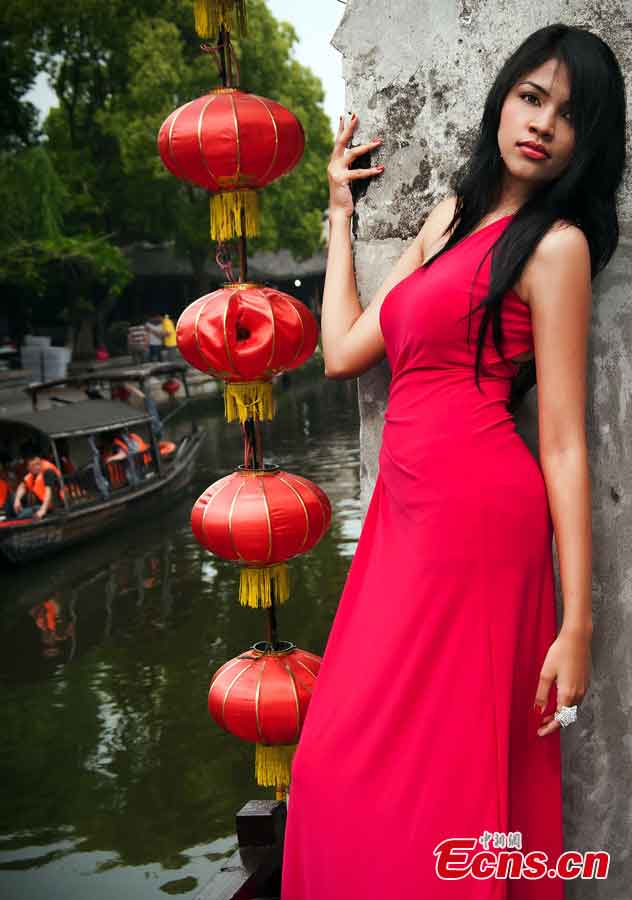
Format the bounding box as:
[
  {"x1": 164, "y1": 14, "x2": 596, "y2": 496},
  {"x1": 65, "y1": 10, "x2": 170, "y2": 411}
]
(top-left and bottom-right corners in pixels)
[
  {"x1": 210, "y1": 190, "x2": 259, "y2": 241},
  {"x1": 224, "y1": 380, "x2": 276, "y2": 424},
  {"x1": 193, "y1": 0, "x2": 248, "y2": 37}
]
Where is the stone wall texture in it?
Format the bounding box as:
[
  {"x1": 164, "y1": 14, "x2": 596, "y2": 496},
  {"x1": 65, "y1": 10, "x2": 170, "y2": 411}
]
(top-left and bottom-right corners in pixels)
[{"x1": 331, "y1": 2, "x2": 632, "y2": 895}]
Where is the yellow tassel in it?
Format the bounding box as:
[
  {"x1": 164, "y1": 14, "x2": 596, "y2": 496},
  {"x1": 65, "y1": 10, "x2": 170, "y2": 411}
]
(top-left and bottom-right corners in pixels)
[
  {"x1": 193, "y1": 0, "x2": 248, "y2": 37},
  {"x1": 224, "y1": 380, "x2": 275, "y2": 424},
  {"x1": 238, "y1": 563, "x2": 290, "y2": 609},
  {"x1": 210, "y1": 190, "x2": 259, "y2": 241},
  {"x1": 255, "y1": 743, "x2": 297, "y2": 788}
]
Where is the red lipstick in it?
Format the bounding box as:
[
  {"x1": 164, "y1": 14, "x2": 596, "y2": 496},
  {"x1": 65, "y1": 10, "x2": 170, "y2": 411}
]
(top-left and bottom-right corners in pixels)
[{"x1": 517, "y1": 141, "x2": 549, "y2": 160}]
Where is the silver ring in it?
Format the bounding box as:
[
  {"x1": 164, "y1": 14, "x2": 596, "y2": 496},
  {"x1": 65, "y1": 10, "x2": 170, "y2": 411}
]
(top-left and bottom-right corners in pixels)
[{"x1": 554, "y1": 705, "x2": 578, "y2": 727}]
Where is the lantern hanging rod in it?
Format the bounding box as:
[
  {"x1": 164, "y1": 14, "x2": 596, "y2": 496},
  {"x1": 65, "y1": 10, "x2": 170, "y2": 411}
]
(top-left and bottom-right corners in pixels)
[
  {"x1": 215, "y1": 242, "x2": 235, "y2": 282},
  {"x1": 202, "y1": 26, "x2": 248, "y2": 281},
  {"x1": 242, "y1": 418, "x2": 262, "y2": 470},
  {"x1": 238, "y1": 205, "x2": 248, "y2": 283},
  {"x1": 219, "y1": 25, "x2": 233, "y2": 88},
  {"x1": 266, "y1": 582, "x2": 281, "y2": 650},
  {"x1": 200, "y1": 32, "x2": 240, "y2": 88}
]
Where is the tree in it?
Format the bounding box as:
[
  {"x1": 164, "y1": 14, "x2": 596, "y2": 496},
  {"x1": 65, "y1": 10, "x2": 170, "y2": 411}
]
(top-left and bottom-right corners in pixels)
[
  {"x1": 0, "y1": 4, "x2": 41, "y2": 149},
  {"x1": 3, "y1": 0, "x2": 331, "y2": 341},
  {"x1": 0, "y1": 145, "x2": 131, "y2": 353},
  {"x1": 1, "y1": 1, "x2": 140, "y2": 350},
  {"x1": 0, "y1": 234, "x2": 132, "y2": 356},
  {"x1": 31, "y1": 0, "x2": 332, "y2": 287},
  {"x1": 0, "y1": 146, "x2": 67, "y2": 243}
]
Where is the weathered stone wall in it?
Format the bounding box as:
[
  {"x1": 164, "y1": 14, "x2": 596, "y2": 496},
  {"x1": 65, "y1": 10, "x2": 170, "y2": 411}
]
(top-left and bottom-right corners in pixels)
[{"x1": 332, "y1": 2, "x2": 632, "y2": 895}]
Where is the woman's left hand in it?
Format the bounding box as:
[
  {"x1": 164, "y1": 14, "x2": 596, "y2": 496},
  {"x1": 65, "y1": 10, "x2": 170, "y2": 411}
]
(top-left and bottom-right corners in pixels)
[{"x1": 533, "y1": 626, "x2": 592, "y2": 737}]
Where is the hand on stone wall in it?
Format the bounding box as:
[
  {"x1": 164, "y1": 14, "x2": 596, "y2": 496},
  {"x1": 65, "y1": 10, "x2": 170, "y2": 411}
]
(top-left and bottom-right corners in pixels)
[{"x1": 327, "y1": 113, "x2": 384, "y2": 219}]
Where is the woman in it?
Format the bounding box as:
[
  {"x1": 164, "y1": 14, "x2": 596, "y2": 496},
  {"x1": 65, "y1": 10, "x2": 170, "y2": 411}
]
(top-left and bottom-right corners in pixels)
[{"x1": 281, "y1": 24, "x2": 625, "y2": 900}]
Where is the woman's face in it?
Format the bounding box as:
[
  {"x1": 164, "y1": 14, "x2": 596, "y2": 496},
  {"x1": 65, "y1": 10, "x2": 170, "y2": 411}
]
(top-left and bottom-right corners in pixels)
[{"x1": 497, "y1": 57, "x2": 575, "y2": 192}]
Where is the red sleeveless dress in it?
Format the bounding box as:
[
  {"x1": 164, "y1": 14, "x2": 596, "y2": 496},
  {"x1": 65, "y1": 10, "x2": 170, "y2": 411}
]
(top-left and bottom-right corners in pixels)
[{"x1": 280, "y1": 214, "x2": 564, "y2": 899}]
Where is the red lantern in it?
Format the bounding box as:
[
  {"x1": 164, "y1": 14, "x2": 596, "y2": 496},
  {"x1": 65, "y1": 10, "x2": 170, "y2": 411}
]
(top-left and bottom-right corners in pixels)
[
  {"x1": 176, "y1": 282, "x2": 319, "y2": 422},
  {"x1": 191, "y1": 465, "x2": 332, "y2": 608},
  {"x1": 162, "y1": 377, "x2": 181, "y2": 396},
  {"x1": 157, "y1": 88, "x2": 305, "y2": 240},
  {"x1": 208, "y1": 640, "x2": 321, "y2": 787}
]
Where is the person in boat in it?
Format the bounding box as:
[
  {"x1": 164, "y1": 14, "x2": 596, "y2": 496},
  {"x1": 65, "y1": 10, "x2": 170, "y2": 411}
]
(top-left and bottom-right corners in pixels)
[
  {"x1": 103, "y1": 431, "x2": 152, "y2": 486},
  {"x1": 105, "y1": 431, "x2": 151, "y2": 464},
  {"x1": 13, "y1": 454, "x2": 64, "y2": 520},
  {"x1": 0, "y1": 456, "x2": 14, "y2": 517},
  {"x1": 56, "y1": 439, "x2": 76, "y2": 476}
]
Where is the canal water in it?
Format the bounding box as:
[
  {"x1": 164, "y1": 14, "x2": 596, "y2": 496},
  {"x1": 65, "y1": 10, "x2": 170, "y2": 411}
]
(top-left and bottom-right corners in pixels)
[{"x1": 0, "y1": 376, "x2": 362, "y2": 899}]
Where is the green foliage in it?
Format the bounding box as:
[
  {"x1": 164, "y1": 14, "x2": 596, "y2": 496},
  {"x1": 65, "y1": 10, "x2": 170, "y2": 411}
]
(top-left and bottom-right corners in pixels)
[
  {"x1": 0, "y1": 143, "x2": 131, "y2": 346},
  {"x1": 0, "y1": 146, "x2": 68, "y2": 242},
  {"x1": 3, "y1": 0, "x2": 332, "y2": 337},
  {"x1": 0, "y1": 235, "x2": 131, "y2": 352},
  {"x1": 236, "y1": 3, "x2": 331, "y2": 258},
  {"x1": 0, "y1": 5, "x2": 41, "y2": 149},
  {"x1": 30, "y1": 0, "x2": 331, "y2": 259},
  {"x1": 0, "y1": 234, "x2": 130, "y2": 298}
]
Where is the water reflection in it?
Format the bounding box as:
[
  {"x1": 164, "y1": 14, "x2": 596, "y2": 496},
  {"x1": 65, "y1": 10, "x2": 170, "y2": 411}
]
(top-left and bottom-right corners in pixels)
[
  {"x1": 29, "y1": 594, "x2": 76, "y2": 659},
  {"x1": 0, "y1": 376, "x2": 361, "y2": 899}
]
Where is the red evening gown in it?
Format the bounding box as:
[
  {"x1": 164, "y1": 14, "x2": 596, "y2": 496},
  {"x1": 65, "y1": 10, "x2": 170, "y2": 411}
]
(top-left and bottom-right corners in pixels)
[{"x1": 280, "y1": 214, "x2": 564, "y2": 899}]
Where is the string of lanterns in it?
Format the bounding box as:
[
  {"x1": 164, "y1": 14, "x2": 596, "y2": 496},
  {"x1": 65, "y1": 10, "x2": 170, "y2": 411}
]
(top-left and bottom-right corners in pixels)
[{"x1": 157, "y1": 0, "x2": 331, "y2": 796}]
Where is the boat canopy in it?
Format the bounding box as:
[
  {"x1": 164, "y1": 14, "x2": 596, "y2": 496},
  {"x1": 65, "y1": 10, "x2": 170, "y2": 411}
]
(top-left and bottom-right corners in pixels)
[
  {"x1": 25, "y1": 361, "x2": 191, "y2": 412},
  {"x1": 0, "y1": 399, "x2": 151, "y2": 439},
  {"x1": 27, "y1": 361, "x2": 188, "y2": 395}
]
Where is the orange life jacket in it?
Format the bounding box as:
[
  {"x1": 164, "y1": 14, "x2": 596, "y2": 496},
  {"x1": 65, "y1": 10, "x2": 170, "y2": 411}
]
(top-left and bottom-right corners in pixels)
[
  {"x1": 106, "y1": 460, "x2": 127, "y2": 488},
  {"x1": 159, "y1": 440, "x2": 176, "y2": 458},
  {"x1": 23, "y1": 460, "x2": 65, "y2": 505},
  {"x1": 113, "y1": 433, "x2": 151, "y2": 465},
  {"x1": 0, "y1": 478, "x2": 9, "y2": 506}
]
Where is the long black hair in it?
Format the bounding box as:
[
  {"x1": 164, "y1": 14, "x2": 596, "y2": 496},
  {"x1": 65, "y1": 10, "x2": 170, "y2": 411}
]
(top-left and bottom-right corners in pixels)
[{"x1": 421, "y1": 24, "x2": 627, "y2": 400}]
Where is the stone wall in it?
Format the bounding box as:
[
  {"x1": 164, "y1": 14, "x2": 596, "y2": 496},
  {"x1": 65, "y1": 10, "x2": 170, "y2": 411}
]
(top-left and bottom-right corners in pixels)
[{"x1": 332, "y1": 2, "x2": 632, "y2": 895}]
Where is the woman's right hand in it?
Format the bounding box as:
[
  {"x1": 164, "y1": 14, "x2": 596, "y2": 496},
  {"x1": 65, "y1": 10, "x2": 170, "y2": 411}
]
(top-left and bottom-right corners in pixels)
[{"x1": 327, "y1": 113, "x2": 384, "y2": 219}]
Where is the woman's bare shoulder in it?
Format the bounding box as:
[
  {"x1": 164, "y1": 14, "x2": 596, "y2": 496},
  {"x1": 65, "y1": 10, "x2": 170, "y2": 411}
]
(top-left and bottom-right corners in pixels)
[
  {"x1": 539, "y1": 218, "x2": 588, "y2": 252},
  {"x1": 418, "y1": 194, "x2": 459, "y2": 258},
  {"x1": 526, "y1": 219, "x2": 589, "y2": 273},
  {"x1": 423, "y1": 194, "x2": 459, "y2": 231},
  {"x1": 520, "y1": 219, "x2": 590, "y2": 307}
]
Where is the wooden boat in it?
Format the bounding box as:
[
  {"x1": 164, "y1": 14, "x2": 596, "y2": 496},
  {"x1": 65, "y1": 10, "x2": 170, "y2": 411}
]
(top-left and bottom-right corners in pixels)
[{"x1": 0, "y1": 362, "x2": 205, "y2": 563}]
